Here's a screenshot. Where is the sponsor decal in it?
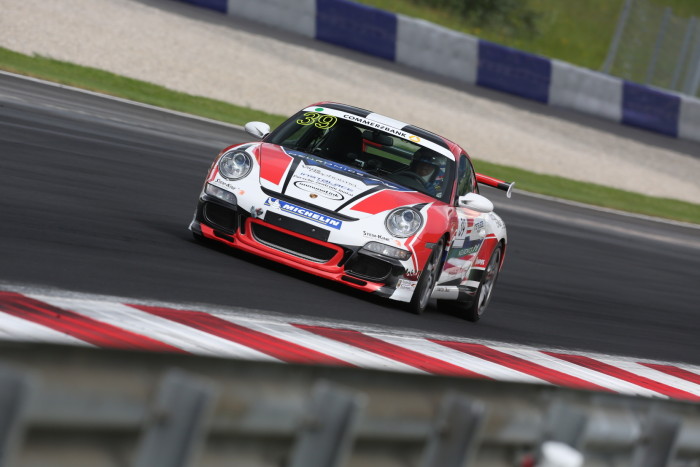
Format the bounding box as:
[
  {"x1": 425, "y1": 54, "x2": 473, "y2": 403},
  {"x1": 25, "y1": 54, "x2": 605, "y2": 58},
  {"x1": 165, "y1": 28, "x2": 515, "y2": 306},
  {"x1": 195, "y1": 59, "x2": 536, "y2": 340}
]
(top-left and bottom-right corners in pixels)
[
  {"x1": 474, "y1": 220, "x2": 484, "y2": 231},
  {"x1": 212, "y1": 179, "x2": 239, "y2": 191},
  {"x1": 397, "y1": 279, "x2": 417, "y2": 290},
  {"x1": 293, "y1": 180, "x2": 345, "y2": 200},
  {"x1": 342, "y1": 114, "x2": 410, "y2": 139},
  {"x1": 489, "y1": 212, "x2": 504, "y2": 229},
  {"x1": 403, "y1": 269, "x2": 421, "y2": 280},
  {"x1": 409, "y1": 135, "x2": 421, "y2": 143},
  {"x1": 362, "y1": 231, "x2": 392, "y2": 243},
  {"x1": 457, "y1": 218, "x2": 469, "y2": 237},
  {"x1": 475, "y1": 259, "x2": 486, "y2": 267},
  {"x1": 285, "y1": 149, "x2": 410, "y2": 192},
  {"x1": 362, "y1": 231, "x2": 403, "y2": 246},
  {"x1": 458, "y1": 245, "x2": 481, "y2": 256},
  {"x1": 448, "y1": 238, "x2": 482, "y2": 259},
  {"x1": 264, "y1": 198, "x2": 343, "y2": 230}
]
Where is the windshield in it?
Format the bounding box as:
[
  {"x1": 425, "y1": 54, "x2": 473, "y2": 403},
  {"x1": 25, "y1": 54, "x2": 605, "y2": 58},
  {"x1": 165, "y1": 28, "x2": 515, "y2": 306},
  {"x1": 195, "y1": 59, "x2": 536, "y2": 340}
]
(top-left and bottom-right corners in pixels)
[{"x1": 266, "y1": 110, "x2": 455, "y2": 202}]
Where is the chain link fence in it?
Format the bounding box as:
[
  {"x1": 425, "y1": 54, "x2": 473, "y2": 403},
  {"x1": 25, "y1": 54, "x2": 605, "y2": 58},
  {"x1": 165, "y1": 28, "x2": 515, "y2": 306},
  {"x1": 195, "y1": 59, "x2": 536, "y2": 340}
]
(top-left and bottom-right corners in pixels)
[{"x1": 603, "y1": 0, "x2": 700, "y2": 97}]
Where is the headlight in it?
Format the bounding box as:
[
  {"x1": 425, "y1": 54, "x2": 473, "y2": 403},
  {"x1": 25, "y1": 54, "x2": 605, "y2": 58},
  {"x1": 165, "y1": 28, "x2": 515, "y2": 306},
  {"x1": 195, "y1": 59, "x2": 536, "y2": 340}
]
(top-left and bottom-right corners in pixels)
[
  {"x1": 362, "y1": 241, "x2": 411, "y2": 261},
  {"x1": 219, "y1": 151, "x2": 252, "y2": 180},
  {"x1": 385, "y1": 208, "x2": 423, "y2": 238}
]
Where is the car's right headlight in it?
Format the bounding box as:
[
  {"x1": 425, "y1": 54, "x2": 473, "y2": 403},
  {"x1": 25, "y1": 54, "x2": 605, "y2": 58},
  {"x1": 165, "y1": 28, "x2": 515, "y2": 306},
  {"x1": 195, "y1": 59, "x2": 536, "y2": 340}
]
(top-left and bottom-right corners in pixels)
[
  {"x1": 219, "y1": 150, "x2": 252, "y2": 180},
  {"x1": 385, "y1": 208, "x2": 423, "y2": 238}
]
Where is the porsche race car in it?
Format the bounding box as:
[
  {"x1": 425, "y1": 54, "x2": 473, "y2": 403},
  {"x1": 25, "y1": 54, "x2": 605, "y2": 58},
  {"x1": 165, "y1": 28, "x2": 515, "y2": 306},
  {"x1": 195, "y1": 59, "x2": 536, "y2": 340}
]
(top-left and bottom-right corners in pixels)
[{"x1": 189, "y1": 103, "x2": 514, "y2": 320}]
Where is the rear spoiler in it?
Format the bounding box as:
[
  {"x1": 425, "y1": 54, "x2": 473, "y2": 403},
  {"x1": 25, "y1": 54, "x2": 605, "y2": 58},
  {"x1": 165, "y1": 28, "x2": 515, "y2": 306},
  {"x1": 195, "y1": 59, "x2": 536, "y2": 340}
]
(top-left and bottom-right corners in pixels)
[{"x1": 476, "y1": 173, "x2": 515, "y2": 198}]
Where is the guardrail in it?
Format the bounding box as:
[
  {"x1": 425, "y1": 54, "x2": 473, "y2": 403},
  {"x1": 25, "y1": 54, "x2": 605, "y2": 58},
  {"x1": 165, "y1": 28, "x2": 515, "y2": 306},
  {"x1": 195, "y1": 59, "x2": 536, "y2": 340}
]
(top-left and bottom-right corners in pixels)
[
  {"x1": 1, "y1": 343, "x2": 699, "y2": 467},
  {"x1": 174, "y1": 0, "x2": 700, "y2": 143}
]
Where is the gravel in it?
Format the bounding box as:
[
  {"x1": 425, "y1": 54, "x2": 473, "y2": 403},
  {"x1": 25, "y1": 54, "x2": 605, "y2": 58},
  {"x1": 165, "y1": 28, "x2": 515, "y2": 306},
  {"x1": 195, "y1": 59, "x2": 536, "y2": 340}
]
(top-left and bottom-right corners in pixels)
[{"x1": 2, "y1": 0, "x2": 699, "y2": 204}]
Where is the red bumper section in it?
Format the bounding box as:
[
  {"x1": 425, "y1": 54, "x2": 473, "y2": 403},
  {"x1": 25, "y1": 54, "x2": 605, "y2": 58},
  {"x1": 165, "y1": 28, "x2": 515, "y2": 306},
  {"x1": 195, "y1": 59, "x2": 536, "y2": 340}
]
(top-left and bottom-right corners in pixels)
[{"x1": 198, "y1": 218, "x2": 386, "y2": 294}]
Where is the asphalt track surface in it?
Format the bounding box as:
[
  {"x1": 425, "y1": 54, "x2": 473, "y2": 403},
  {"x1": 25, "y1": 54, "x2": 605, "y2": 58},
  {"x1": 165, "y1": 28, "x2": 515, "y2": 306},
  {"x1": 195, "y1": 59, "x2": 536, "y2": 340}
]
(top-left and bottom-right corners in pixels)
[{"x1": 2, "y1": 72, "x2": 699, "y2": 365}]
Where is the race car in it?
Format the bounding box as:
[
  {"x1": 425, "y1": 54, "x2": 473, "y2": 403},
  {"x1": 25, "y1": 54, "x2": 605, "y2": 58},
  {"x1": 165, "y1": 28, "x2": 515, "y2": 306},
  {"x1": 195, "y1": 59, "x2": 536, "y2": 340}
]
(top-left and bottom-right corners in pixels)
[{"x1": 189, "y1": 102, "x2": 514, "y2": 320}]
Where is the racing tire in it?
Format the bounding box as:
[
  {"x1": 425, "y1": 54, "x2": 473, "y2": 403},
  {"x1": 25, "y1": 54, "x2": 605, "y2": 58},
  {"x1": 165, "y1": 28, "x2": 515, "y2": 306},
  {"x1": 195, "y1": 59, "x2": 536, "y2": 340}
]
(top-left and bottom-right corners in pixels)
[
  {"x1": 406, "y1": 238, "x2": 444, "y2": 315},
  {"x1": 439, "y1": 243, "x2": 502, "y2": 322}
]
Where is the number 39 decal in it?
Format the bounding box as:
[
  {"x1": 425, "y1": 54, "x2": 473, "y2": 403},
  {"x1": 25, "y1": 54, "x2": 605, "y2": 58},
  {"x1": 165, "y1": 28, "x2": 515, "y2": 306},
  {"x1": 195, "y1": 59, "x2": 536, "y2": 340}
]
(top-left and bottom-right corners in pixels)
[{"x1": 296, "y1": 112, "x2": 338, "y2": 130}]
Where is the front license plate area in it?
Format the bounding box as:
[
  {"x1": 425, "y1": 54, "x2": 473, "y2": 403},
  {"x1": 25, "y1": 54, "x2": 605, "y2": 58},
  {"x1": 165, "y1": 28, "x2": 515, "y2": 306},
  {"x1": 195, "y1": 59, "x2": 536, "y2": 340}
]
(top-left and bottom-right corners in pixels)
[{"x1": 263, "y1": 212, "x2": 331, "y2": 242}]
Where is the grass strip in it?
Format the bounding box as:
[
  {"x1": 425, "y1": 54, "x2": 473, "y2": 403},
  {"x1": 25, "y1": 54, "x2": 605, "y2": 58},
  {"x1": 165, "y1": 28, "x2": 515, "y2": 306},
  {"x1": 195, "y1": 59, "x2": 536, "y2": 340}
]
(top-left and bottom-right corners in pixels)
[{"x1": 1, "y1": 46, "x2": 698, "y2": 224}]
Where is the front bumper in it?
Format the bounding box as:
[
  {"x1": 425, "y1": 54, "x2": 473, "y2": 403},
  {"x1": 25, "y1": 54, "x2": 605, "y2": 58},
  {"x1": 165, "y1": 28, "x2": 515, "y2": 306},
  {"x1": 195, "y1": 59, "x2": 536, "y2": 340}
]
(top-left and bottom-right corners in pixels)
[{"x1": 190, "y1": 195, "x2": 405, "y2": 298}]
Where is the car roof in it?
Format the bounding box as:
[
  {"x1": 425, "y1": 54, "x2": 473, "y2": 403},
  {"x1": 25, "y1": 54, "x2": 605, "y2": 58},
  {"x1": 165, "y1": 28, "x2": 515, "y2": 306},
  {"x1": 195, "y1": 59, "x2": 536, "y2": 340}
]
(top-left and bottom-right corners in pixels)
[{"x1": 313, "y1": 101, "x2": 465, "y2": 157}]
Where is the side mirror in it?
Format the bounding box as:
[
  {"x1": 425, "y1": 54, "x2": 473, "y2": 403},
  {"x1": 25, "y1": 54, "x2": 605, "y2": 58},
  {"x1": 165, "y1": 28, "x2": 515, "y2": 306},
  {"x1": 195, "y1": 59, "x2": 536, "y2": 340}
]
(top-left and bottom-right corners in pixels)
[
  {"x1": 244, "y1": 121, "x2": 271, "y2": 139},
  {"x1": 458, "y1": 193, "x2": 494, "y2": 213}
]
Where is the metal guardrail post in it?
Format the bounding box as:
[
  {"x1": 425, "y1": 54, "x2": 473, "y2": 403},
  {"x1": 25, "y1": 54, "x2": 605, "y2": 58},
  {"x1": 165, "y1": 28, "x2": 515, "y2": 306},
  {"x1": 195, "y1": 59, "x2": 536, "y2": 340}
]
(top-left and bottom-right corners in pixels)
[
  {"x1": 602, "y1": 0, "x2": 635, "y2": 73},
  {"x1": 419, "y1": 393, "x2": 486, "y2": 467},
  {"x1": 132, "y1": 368, "x2": 218, "y2": 467},
  {"x1": 631, "y1": 407, "x2": 681, "y2": 467},
  {"x1": 682, "y1": 23, "x2": 700, "y2": 95},
  {"x1": 523, "y1": 400, "x2": 588, "y2": 466},
  {"x1": 671, "y1": 17, "x2": 697, "y2": 91},
  {"x1": 287, "y1": 381, "x2": 366, "y2": 467},
  {"x1": 0, "y1": 365, "x2": 35, "y2": 467},
  {"x1": 646, "y1": 7, "x2": 672, "y2": 85},
  {"x1": 539, "y1": 400, "x2": 589, "y2": 451}
]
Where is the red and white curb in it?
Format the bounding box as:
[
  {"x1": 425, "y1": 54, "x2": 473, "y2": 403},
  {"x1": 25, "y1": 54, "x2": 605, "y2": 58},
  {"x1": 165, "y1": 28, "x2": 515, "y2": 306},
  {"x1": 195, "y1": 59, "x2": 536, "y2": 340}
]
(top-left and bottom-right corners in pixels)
[{"x1": 1, "y1": 289, "x2": 700, "y2": 402}]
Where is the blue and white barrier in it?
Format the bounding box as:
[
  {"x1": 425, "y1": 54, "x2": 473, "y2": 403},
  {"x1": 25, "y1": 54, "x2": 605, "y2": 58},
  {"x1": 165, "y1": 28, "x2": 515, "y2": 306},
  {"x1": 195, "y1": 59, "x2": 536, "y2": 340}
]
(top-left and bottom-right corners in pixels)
[{"x1": 178, "y1": 0, "x2": 700, "y2": 143}]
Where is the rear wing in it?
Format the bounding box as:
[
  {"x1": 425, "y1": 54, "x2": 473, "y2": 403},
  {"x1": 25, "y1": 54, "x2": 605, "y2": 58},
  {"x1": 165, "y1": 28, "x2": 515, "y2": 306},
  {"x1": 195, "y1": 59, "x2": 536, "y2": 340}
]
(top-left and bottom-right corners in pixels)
[{"x1": 476, "y1": 173, "x2": 515, "y2": 198}]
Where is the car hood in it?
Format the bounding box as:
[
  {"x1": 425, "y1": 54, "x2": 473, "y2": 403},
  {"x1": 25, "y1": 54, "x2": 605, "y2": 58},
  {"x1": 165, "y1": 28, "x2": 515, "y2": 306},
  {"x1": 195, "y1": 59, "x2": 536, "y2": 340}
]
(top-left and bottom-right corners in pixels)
[{"x1": 257, "y1": 143, "x2": 435, "y2": 218}]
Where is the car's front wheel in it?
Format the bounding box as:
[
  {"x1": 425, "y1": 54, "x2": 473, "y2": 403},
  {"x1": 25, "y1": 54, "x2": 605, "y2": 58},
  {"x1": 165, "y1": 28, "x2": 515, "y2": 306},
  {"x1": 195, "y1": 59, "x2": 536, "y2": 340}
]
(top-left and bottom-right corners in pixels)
[
  {"x1": 439, "y1": 243, "x2": 502, "y2": 322},
  {"x1": 406, "y1": 238, "x2": 444, "y2": 315}
]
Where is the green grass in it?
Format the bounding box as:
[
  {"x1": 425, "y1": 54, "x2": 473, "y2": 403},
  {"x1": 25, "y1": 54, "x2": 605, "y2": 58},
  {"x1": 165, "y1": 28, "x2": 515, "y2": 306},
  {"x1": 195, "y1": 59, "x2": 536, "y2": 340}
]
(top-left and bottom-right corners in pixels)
[
  {"x1": 356, "y1": 0, "x2": 700, "y2": 71},
  {"x1": 474, "y1": 160, "x2": 700, "y2": 224},
  {"x1": 0, "y1": 48, "x2": 286, "y2": 129},
  {"x1": 1, "y1": 46, "x2": 698, "y2": 224}
]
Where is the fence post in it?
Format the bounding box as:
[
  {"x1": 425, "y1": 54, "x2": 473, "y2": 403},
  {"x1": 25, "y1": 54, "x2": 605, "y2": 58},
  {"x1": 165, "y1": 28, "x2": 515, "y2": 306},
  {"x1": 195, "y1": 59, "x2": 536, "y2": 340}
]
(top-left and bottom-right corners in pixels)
[
  {"x1": 671, "y1": 17, "x2": 697, "y2": 90},
  {"x1": 645, "y1": 7, "x2": 672, "y2": 85},
  {"x1": 419, "y1": 393, "x2": 486, "y2": 467},
  {"x1": 0, "y1": 365, "x2": 35, "y2": 467},
  {"x1": 682, "y1": 24, "x2": 700, "y2": 95},
  {"x1": 287, "y1": 381, "x2": 366, "y2": 467},
  {"x1": 132, "y1": 368, "x2": 218, "y2": 467},
  {"x1": 631, "y1": 407, "x2": 681, "y2": 467},
  {"x1": 602, "y1": 0, "x2": 636, "y2": 73}
]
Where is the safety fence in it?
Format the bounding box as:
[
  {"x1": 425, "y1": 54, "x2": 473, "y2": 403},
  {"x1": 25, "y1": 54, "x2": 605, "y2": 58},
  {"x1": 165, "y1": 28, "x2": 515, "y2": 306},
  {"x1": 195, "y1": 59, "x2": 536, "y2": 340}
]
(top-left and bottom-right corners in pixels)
[
  {"x1": 602, "y1": 0, "x2": 700, "y2": 98},
  {"x1": 2, "y1": 343, "x2": 699, "y2": 467},
  {"x1": 174, "y1": 0, "x2": 700, "y2": 143}
]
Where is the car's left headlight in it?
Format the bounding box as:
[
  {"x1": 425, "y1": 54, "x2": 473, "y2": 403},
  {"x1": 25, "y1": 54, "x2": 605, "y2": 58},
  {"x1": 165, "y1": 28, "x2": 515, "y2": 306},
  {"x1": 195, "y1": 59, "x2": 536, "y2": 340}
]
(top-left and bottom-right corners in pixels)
[
  {"x1": 219, "y1": 150, "x2": 252, "y2": 180},
  {"x1": 385, "y1": 207, "x2": 423, "y2": 238}
]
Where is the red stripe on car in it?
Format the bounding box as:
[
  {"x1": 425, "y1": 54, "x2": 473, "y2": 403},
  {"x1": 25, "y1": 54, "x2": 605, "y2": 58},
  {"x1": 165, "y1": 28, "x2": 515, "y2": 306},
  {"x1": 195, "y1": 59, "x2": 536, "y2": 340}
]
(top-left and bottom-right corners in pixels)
[
  {"x1": 259, "y1": 143, "x2": 293, "y2": 185},
  {"x1": 349, "y1": 190, "x2": 433, "y2": 215},
  {"x1": 0, "y1": 292, "x2": 183, "y2": 352}
]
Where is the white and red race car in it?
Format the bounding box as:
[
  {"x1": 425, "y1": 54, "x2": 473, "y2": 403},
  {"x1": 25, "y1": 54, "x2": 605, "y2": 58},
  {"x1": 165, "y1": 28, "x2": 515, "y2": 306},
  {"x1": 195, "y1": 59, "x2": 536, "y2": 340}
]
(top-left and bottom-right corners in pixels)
[{"x1": 190, "y1": 103, "x2": 514, "y2": 320}]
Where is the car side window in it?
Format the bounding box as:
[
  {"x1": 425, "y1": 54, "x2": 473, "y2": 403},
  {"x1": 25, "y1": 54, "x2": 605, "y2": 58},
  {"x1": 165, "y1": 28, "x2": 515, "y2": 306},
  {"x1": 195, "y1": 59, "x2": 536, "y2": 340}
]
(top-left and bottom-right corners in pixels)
[{"x1": 456, "y1": 154, "x2": 475, "y2": 199}]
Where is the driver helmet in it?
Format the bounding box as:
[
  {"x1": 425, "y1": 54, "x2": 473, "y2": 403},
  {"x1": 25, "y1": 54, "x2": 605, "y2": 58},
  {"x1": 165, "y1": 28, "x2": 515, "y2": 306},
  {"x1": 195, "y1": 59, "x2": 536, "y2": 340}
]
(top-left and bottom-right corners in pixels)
[{"x1": 410, "y1": 148, "x2": 440, "y2": 179}]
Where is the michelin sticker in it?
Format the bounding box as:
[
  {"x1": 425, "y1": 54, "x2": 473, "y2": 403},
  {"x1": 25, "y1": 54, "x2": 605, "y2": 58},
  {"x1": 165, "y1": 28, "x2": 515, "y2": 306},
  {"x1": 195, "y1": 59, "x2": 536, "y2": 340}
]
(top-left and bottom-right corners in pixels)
[{"x1": 264, "y1": 197, "x2": 343, "y2": 230}]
